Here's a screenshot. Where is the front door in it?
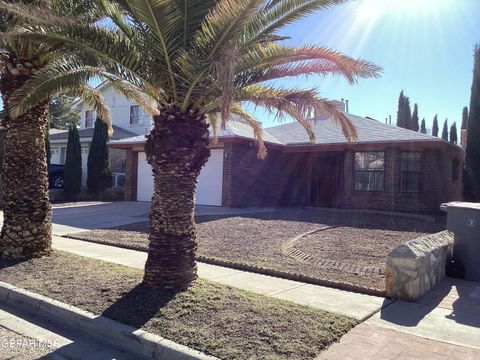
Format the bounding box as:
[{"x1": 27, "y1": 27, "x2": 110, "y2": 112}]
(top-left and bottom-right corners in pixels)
[{"x1": 310, "y1": 153, "x2": 343, "y2": 207}]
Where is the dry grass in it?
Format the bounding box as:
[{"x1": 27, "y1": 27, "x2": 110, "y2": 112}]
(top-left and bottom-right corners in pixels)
[{"x1": 0, "y1": 251, "x2": 357, "y2": 360}]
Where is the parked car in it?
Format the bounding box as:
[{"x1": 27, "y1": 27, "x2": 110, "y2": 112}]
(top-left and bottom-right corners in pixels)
[{"x1": 48, "y1": 164, "x2": 64, "y2": 189}]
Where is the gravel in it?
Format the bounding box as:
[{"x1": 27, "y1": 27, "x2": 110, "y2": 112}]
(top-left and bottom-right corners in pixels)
[{"x1": 67, "y1": 209, "x2": 446, "y2": 292}]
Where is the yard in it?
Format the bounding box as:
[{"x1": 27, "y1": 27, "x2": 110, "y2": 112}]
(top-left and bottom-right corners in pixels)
[
  {"x1": 0, "y1": 251, "x2": 356, "y2": 360},
  {"x1": 66, "y1": 208, "x2": 446, "y2": 293}
]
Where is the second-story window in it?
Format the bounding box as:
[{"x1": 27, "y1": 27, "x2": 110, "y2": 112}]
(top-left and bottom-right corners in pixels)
[
  {"x1": 85, "y1": 110, "x2": 96, "y2": 128},
  {"x1": 130, "y1": 105, "x2": 141, "y2": 125}
]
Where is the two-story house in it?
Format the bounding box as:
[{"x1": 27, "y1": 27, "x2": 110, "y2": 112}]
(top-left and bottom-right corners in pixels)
[{"x1": 49, "y1": 82, "x2": 149, "y2": 186}]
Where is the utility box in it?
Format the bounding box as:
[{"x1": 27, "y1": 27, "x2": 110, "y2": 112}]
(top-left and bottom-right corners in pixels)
[{"x1": 440, "y1": 202, "x2": 480, "y2": 281}]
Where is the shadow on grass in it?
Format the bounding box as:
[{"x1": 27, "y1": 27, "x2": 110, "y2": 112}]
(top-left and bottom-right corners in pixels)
[{"x1": 101, "y1": 283, "x2": 178, "y2": 328}]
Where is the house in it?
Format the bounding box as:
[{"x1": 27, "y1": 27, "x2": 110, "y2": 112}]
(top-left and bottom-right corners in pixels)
[
  {"x1": 49, "y1": 82, "x2": 147, "y2": 186},
  {"x1": 110, "y1": 109, "x2": 465, "y2": 214}
]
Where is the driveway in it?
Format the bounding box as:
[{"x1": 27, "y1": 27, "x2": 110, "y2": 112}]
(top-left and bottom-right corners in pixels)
[{"x1": 48, "y1": 201, "x2": 274, "y2": 235}]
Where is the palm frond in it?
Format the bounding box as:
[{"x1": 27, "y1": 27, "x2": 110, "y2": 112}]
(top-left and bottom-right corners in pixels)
[
  {"x1": 230, "y1": 104, "x2": 267, "y2": 159},
  {"x1": 244, "y1": 0, "x2": 347, "y2": 44},
  {"x1": 238, "y1": 43, "x2": 382, "y2": 84},
  {"x1": 237, "y1": 84, "x2": 357, "y2": 142},
  {"x1": 69, "y1": 83, "x2": 112, "y2": 135}
]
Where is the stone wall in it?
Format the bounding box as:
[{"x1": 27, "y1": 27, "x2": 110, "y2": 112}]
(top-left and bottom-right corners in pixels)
[{"x1": 385, "y1": 231, "x2": 453, "y2": 301}]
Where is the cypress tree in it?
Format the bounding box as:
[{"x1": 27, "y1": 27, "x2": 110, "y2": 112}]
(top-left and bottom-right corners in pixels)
[
  {"x1": 64, "y1": 126, "x2": 82, "y2": 197},
  {"x1": 464, "y1": 45, "x2": 480, "y2": 201},
  {"x1": 420, "y1": 118, "x2": 427, "y2": 134},
  {"x1": 396, "y1": 91, "x2": 405, "y2": 128},
  {"x1": 449, "y1": 122, "x2": 458, "y2": 144},
  {"x1": 432, "y1": 115, "x2": 439, "y2": 136},
  {"x1": 411, "y1": 103, "x2": 419, "y2": 131},
  {"x1": 441, "y1": 119, "x2": 449, "y2": 140},
  {"x1": 461, "y1": 106, "x2": 468, "y2": 130},
  {"x1": 87, "y1": 118, "x2": 111, "y2": 195},
  {"x1": 404, "y1": 97, "x2": 412, "y2": 130}
]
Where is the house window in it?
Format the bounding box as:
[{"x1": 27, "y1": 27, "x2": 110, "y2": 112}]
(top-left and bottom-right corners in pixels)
[
  {"x1": 85, "y1": 110, "x2": 96, "y2": 128},
  {"x1": 401, "y1": 152, "x2": 423, "y2": 193},
  {"x1": 130, "y1": 105, "x2": 141, "y2": 125},
  {"x1": 452, "y1": 159, "x2": 460, "y2": 182},
  {"x1": 354, "y1": 152, "x2": 385, "y2": 191},
  {"x1": 60, "y1": 147, "x2": 66, "y2": 164}
]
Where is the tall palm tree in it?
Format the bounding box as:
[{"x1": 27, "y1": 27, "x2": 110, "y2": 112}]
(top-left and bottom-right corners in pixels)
[
  {"x1": 0, "y1": 0, "x2": 152, "y2": 259},
  {"x1": 3, "y1": 0, "x2": 381, "y2": 288}
]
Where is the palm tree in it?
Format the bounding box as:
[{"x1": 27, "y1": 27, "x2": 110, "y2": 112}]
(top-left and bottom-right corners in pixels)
[
  {"x1": 0, "y1": 0, "x2": 148, "y2": 259},
  {"x1": 3, "y1": 0, "x2": 381, "y2": 288}
]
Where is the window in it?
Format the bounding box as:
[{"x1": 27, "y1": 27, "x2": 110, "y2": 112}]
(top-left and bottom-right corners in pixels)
[
  {"x1": 401, "y1": 152, "x2": 423, "y2": 193},
  {"x1": 85, "y1": 110, "x2": 96, "y2": 128},
  {"x1": 452, "y1": 159, "x2": 460, "y2": 182},
  {"x1": 130, "y1": 105, "x2": 141, "y2": 125},
  {"x1": 354, "y1": 152, "x2": 385, "y2": 191},
  {"x1": 60, "y1": 147, "x2": 66, "y2": 165}
]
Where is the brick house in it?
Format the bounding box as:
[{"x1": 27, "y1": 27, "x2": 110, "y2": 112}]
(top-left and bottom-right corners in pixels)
[{"x1": 110, "y1": 113, "x2": 464, "y2": 214}]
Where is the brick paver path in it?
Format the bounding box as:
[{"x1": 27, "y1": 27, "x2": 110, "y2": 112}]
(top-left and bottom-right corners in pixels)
[{"x1": 316, "y1": 323, "x2": 480, "y2": 360}]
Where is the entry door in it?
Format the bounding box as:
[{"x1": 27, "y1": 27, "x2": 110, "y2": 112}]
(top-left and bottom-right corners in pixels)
[{"x1": 311, "y1": 154, "x2": 343, "y2": 207}]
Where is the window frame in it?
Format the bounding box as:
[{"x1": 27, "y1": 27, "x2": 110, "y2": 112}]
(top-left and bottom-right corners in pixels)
[
  {"x1": 353, "y1": 151, "x2": 386, "y2": 192},
  {"x1": 85, "y1": 110, "x2": 96, "y2": 128},
  {"x1": 129, "y1": 105, "x2": 142, "y2": 126},
  {"x1": 400, "y1": 151, "x2": 423, "y2": 193}
]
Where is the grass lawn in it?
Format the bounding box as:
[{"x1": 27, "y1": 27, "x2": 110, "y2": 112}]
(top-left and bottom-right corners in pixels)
[
  {"x1": 67, "y1": 209, "x2": 445, "y2": 292},
  {"x1": 0, "y1": 251, "x2": 357, "y2": 360}
]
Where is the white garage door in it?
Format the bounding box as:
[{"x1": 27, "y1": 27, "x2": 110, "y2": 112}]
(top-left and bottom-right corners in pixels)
[{"x1": 136, "y1": 149, "x2": 224, "y2": 205}]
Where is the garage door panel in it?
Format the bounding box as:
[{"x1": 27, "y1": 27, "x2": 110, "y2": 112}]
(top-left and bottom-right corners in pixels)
[
  {"x1": 136, "y1": 149, "x2": 223, "y2": 205},
  {"x1": 137, "y1": 152, "x2": 154, "y2": 202}
]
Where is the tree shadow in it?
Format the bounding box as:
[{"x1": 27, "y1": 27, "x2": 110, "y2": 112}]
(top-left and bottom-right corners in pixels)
[
  {"x1": 380, "y1": 278, "x2": 480, "y2": 328},
  {"x1": 101, "y1": 283, "x2": 178, "y2": 328}
]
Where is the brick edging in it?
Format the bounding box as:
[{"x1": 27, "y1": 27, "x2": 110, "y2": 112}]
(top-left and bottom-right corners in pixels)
[
  {"x1": 303, "y1": 206, "x2": 436, "y2": 222},
  {"x1": 62, "y1": 235, "x2": 386, "y2": 298}
]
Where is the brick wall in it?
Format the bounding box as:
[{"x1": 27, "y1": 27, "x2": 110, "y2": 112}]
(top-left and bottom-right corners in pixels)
[
  {"x1": 124, "y1": 149, "x2": 134, "y2": 201},
  {"x1": 222, "y1": 143, "x2": 287, "y2": 207},
  {"x1": 222, "y1": 145, "x2": 463, "y2": 213},
  {"x1": 110, "y1": 148, "x2": 127, "y2": 173},
  {"x1": 338, "y1": 148, "x2": 463, "y2": 214}
]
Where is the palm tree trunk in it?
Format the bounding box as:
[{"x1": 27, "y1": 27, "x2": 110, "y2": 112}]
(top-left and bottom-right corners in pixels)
[
  {"x1": 143, "y1": 105, "x2": 210, "y2": 289},
  {"x1": 0, "y1": 62, "x2": 52, "y2": 259}
]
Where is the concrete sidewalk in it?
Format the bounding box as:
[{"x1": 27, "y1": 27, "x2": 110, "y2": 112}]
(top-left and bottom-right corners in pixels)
[
  {"x1": 318, "y1": 278, "x2": 480, "y2": 359},
  {"x1": 52, "y1": 236, "x2": 389, "y2": 321}
]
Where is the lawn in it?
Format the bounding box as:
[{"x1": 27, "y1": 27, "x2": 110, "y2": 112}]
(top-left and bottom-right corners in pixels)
[
  {"x1": 66, "y1": 208, "x2": 446, "y2": 292},
  {"x1": 0, "y1": 251, "x2": 357, "y2": 360}
]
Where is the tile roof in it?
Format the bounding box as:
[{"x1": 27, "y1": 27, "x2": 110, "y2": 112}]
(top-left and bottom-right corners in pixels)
[{"x1": 50, "y1": 125, "x2": 137, "y2": 141}]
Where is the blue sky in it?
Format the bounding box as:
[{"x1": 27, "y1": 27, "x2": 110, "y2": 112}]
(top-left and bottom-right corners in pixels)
[
  {"x1": 2, "y1": 0, "x2": 479, "y2": 133},
  {"x1": 249, "y1": 0, "x2": 480, "y2": 131}
]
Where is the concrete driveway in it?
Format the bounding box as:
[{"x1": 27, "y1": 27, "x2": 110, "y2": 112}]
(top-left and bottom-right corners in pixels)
[{"x1": 48, "y1": 201, "x2": 275, "y2": 236}]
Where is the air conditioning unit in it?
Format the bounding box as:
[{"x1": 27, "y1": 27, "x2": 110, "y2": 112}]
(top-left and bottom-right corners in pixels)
[{"x1": 112, "y1": 172, "x2": 126, "y2": 188}]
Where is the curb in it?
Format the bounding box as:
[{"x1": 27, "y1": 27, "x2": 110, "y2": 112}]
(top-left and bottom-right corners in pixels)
[{"x1": 0, "y1": 281, "x2": 217, "y2": 360}]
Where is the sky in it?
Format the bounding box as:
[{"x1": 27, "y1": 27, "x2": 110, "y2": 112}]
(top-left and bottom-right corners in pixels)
[
  {"x1": 2, "y1": 0, "x2": 479, "y2": 133},
  {"x1": 248, "y1": 0, "x2": 480, "y2": 131}
]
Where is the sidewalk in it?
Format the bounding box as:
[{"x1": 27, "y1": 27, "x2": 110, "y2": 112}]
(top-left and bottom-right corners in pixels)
[
  {"x1": 52, "y1": 236, "x2": 388, "y2": 321},
  {"x1": 318, "y1": 278, "x2": 480, "y2": 360}
]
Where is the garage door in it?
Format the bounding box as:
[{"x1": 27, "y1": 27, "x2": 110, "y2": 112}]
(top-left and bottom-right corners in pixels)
[{"x1": 136, "y1": 149, "x2": 224, "y2": 205}]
